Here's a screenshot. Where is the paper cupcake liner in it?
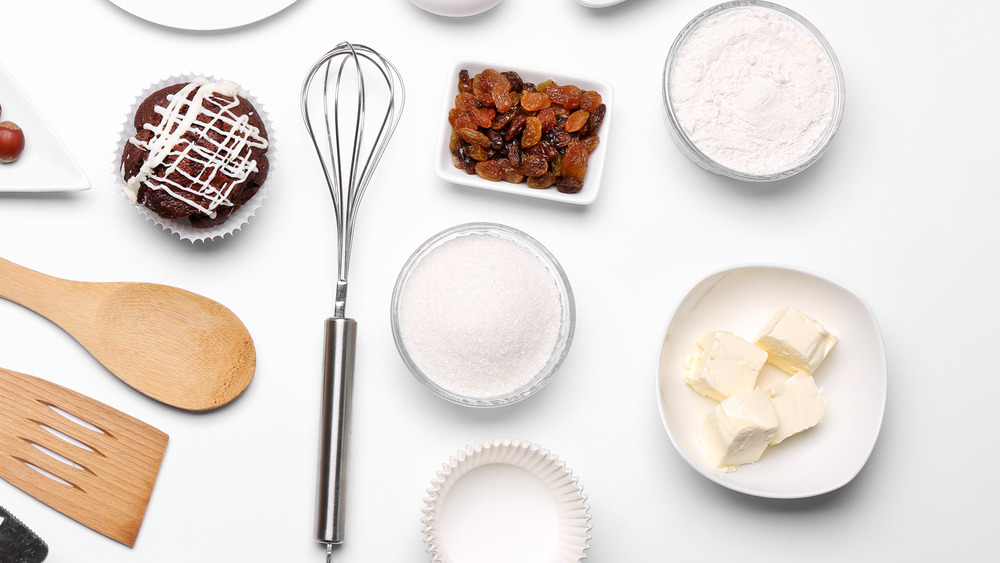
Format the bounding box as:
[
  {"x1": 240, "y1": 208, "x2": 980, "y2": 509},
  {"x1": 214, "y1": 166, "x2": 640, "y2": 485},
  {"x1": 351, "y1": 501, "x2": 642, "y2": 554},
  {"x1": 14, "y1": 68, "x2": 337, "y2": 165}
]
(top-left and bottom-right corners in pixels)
[
  {"x1": 422, "y1": 438, "x2": 591, "y2": 563},
  {"x1": 113, "y1": 72, "x2": 275, "y2": 243}
]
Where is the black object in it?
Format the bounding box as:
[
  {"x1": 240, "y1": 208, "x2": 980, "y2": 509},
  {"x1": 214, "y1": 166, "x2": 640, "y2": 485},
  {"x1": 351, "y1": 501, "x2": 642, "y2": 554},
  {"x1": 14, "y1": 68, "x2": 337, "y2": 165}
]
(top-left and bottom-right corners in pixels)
[{"x1": 0, "y1": 505, "x2": 48, "y2": 563}]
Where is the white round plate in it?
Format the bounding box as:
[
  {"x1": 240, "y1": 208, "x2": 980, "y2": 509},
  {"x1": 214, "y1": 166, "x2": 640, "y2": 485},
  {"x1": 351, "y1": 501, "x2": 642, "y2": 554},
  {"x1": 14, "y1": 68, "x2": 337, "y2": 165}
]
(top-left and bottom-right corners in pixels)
[
  {"x1": 106, "y1": 0, "x2": 298, "y2": 31},
  {"x1": 656, "y1": 264, "x2": 887, "y2": 498}
]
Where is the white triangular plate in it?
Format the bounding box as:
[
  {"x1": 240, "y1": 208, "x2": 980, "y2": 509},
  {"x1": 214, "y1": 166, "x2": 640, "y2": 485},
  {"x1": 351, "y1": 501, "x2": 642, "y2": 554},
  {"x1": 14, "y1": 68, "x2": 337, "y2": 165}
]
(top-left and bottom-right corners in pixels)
[{"x1": 0, "y1": 63, "x2": 89, "y2": 192}]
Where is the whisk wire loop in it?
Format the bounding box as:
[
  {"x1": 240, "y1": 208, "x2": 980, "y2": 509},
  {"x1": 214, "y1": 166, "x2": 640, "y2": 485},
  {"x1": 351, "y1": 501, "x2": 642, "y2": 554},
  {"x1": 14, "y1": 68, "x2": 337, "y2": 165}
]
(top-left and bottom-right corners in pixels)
[{"x1": 301, "y1": 42, "x2": 405, "y2": 318}]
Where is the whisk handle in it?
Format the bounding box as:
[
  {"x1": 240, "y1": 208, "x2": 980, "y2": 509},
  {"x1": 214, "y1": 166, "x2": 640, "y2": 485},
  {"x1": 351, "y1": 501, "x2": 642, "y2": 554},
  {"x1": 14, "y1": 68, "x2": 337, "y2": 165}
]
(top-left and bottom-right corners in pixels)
[{"x1": 316, "y1": 317, "x2": 357, "y2": 546}]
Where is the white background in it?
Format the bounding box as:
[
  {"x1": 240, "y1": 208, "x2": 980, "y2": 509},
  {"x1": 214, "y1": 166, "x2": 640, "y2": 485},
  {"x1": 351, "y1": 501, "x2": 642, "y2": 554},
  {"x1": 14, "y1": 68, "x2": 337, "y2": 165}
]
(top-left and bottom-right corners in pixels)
[{"x1": 1, "y1": 0, "x2": 997, "y2": 561}]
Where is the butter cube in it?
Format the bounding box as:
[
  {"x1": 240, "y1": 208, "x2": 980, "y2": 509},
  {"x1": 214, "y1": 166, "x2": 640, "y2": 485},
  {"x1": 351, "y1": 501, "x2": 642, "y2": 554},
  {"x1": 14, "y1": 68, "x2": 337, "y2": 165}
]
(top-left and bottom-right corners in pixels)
[
  {"x1": 765, "y1": 371, "x2": 826, "y2": 445},
  {"x1": 684, "y1": 331, "x2": 768, "y2": 402},
  {"x1": 755, "y1": 307, "x2": 837, "y2": 375},
  {"x1": 698, "y1": 389, "x2": 778, "y2": 471}
]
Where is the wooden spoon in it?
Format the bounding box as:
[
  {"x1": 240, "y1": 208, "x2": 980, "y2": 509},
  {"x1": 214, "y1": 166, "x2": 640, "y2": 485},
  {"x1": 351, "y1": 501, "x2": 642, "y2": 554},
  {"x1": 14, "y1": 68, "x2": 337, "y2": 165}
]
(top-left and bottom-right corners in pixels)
[{"x1": 0, "y1": 257, "x2": 255, "y2": 411}]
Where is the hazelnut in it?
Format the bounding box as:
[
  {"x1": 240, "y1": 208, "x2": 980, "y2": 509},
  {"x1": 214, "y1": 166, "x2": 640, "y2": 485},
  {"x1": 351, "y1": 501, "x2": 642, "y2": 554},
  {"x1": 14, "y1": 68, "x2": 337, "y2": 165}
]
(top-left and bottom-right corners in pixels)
[{"x1": 0, "y1": 121, "x2": 25, "y2": 163}]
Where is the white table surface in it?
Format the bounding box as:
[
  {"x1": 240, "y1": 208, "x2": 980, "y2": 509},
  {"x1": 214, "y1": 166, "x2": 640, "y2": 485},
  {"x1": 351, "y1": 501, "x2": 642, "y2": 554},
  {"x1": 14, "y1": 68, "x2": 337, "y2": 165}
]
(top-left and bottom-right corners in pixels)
[{"x1": 1, "y1": 0, "x2": 997, "y2": 561}]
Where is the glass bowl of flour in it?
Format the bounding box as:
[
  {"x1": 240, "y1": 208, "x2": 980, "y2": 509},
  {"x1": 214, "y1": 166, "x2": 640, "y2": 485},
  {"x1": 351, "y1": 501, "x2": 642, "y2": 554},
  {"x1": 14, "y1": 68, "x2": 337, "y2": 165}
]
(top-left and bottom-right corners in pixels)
[
  {"x1": 662, "y1": 1, "x2": 845, "y2": 181},
  {"x1": 391, "y1": 223, "x2": 576, "y2": 407}
]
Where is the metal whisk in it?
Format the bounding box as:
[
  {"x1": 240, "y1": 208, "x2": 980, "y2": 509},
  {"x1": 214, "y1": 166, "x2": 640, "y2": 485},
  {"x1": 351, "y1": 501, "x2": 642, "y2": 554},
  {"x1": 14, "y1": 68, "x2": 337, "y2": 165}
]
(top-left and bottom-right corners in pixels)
[{"x1": 300, "y1": 42, "x2": 404, "y2": 562}]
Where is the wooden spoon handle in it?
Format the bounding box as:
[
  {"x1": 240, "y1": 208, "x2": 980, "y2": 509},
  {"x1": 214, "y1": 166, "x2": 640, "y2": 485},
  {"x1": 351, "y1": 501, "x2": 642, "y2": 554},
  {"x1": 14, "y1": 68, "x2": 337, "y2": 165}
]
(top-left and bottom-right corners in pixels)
[{"x1": 0, "y1": 257, "x2": 103, "y2": 332}]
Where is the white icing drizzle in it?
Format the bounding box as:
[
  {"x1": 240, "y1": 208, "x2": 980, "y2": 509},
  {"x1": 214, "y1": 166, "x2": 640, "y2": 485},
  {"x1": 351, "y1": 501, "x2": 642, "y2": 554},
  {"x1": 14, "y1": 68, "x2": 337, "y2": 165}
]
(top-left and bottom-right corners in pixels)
[{"x1": 124, "y1": 78, "x2": 269, "y2": 218}]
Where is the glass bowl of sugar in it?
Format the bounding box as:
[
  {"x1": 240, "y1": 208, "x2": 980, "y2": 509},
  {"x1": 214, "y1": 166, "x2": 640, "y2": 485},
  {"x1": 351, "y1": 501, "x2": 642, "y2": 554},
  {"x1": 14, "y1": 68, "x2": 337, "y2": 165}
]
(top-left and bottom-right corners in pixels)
[
  {"x1": 391, "y1": 223, "x2": 575, "y2": 407},
  {"x1": 662, "y1": 1, "x2": 845, "y2": 182}
]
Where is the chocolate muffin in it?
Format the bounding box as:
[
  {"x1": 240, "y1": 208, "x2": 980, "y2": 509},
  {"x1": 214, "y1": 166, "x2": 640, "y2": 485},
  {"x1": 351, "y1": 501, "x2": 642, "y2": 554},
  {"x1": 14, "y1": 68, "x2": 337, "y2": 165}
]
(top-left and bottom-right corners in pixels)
[{"x1": 121, "y1": 79, "x2": 270, "y2": 229}]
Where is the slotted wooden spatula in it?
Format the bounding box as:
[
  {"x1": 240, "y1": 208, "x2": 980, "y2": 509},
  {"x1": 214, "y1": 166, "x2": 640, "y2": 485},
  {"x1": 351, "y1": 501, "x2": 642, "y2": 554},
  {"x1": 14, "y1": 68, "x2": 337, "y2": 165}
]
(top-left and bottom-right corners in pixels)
[{"x1": 0, "y1": 366, "x2": 168, "y2": 546}]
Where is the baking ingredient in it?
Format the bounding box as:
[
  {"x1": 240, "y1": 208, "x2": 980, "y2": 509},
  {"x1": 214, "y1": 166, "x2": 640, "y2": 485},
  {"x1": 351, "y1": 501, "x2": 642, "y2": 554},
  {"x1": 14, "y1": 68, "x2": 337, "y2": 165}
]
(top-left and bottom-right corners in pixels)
[
  {"x1": 765, "y1": 371, "x2": 825, "y2": 445},
  {"x1": 687, "y1": 306, "x2": 834, "y2": 471},
  {"x1": 449, "y1": 68, "x2": 605, "y2": 194},
  {"x1": 755, "y1": 307, "x2": 837, "y2": 374},
  {"x1": 0, "y1": 121, "x2": 25, "y2": 163},
  {"x1": 684, "y1": 331, "x2": 767, "y2": 401},
  {"x1": 669, "y1": 5, "x2": 837, "y2": 175},
  {"x1": 397, "y1": 232, "x2": 563, "y2": 399},
  {"x1": 698, "y1": 388, "x2": 778, "y2": 471}
]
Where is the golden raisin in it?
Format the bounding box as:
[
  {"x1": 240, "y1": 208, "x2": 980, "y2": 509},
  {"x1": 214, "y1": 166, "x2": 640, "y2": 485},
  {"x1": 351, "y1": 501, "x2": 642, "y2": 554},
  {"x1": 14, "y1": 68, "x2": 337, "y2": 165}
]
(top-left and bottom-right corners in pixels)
[
  {"x1": 561, "y1": 139, "x2": 588, "y2": 180},
  {"x1": 565, "y1": 110, "x2": 590, "y2": 133},
  {"x1": 521, "y1": 116, "x2": 542, "y2": 148},
  {"x1": 546, "y1": 85, "x2": 583, "y2": 109},
  {"x1": 580, "y1": 90, "x2": 602, "y2": 113},
  {"x1": 458, "y1": 127, "x2": 491, "y2": 148},
  {"x1": 475, "y1": 159, "x2": 505, "y2": 181},
  {"x1": 520, "y1": 91, "x2": 551, "y2": 112}
]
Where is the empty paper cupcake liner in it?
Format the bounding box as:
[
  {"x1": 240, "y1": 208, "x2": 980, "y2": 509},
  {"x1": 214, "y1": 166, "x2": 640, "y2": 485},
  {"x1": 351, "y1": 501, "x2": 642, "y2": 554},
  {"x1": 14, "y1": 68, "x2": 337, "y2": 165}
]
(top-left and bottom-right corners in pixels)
[
  {"x1": 113, "y1": 72, "x2": 275, "y2": 243},
  {"x1": 422, "y1": 438, "x2": 591, "y2": 563}
]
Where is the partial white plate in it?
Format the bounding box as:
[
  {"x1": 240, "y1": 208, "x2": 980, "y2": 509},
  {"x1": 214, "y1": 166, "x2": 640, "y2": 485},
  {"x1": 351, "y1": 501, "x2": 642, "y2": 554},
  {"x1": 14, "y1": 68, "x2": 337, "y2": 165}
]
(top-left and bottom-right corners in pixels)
[
  {"x1": 576, "y1": 0, "x2": 628, "y2": 7},
  {"x1": 410, "y1": 0, "x2": 503, "y2": 17},
  {"x1": 0, "y1": 63, "x2": 89, "y2": 192},
  {"x1": 436, "y1": 57, "x2": 613, "y2": 206},
  {"x1": 106, "y1": 0, "x2": 298, "y2": 31},
  {"x1": 656, "y1": 264, "x2": 887, "y2": 498}
]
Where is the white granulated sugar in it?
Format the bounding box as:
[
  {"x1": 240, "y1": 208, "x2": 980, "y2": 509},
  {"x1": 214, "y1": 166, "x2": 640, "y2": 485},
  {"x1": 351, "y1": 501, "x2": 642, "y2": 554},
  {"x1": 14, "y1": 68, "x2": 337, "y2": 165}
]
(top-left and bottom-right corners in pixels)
[
  {"x1": 398, "y1": 233, "x2": 562, "y2": 399},
  {"x1": 669, "y1": 6, "x2": 836, "y2": 175}
]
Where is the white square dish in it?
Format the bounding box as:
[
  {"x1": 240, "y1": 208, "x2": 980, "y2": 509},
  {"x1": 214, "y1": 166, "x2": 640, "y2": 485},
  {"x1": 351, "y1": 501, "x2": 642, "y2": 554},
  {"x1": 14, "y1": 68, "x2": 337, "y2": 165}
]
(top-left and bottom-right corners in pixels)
[
  {"x1": 435, "y1": 57, "x2": 613, "y2": 206},
  {"x1": 656, "y1": 264, "x2": 887, "y2": 498}
]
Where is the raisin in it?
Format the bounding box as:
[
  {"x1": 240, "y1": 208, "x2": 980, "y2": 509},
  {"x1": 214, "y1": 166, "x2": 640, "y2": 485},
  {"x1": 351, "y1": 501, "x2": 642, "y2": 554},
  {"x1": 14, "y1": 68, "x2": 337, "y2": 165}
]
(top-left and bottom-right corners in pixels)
[
  {"x1": 452, "y1": 111, "x2": 476, "y2": 132},
  {"x1": 492, "y1": 108, "x2": 517, "y2": 130},
  {"x1": 561, "y1": 139, "x2": 588, "y2": 180},
  {"x1": 455, "y1": 144, "x2": 477, "y2": 174},
  {"x1": 458, "y1": 70, "x2": 473, "y2": 94},
  {"x1": 555, "y1": 178, "x2": 584, "y2": 194},
  {"x1": 520, "y1": 154, "x2": 548, "y2": 177},
  {"x1": 521, "y1": 116, "x2": 542, "y2": 148},
  {"x1": 565, "y1": 110, "x2": 590, "y2": 133},
  {"x1": 492, "y1": 84, "x2": 512, "y2": 113},
  {"x1": 474, "y1": 69, "x2": 510, "y2": 106},
  {"x1": 450, "y1": 69, "x2": 604, "y2": 197},
  {"x1": 527, "y1": 172, "x2": 557, "y2": 189},
  {"x1": 502, "y1": 71, "x2": 523, "y2": 92},
  {"x1": 468, "y1": 144, "x2": 490, "y2": 161},
  {"x1": 546, "y1": 128, "x2": 573, "y2": 148},
  {"x1": 487, "y1": 128, "x2": 504, "y2": 151},
  {"x1": 580, "y1": 90, "x2": 602, "y2": 113},
  {"x1": 504, "y1": 113, "x2": 528, "y2": 141},
  {"x1": 475, "y1": 159, "x2": 505, "y2": 181},
  {"x1": 520, "y1": 91, "x2": 551, "y2": 112},
  {"x1": 506, "y1": 140, "x2": 521, "y2": 166},
  {"x1": 586, "y1": 104, "x2": 606, "y2": 133},
  {"x1": 458, "y1": 127, "x2": 491, "y2": 148},
  {"x1": 537, "y1": 107, "x2": 556, "y2": 133},
  {"x1": 546, "y1": 85, "x2": 582, "y2": 109},
  {"x1": 498, "y1": 159, "x2": 525, "y2": 184},
  {"x1": 469, "y1": 105, "x2": 496, "y2": 128},
  {"x1": 529, "y1": 140, "x2": 557, "y2": 160}
]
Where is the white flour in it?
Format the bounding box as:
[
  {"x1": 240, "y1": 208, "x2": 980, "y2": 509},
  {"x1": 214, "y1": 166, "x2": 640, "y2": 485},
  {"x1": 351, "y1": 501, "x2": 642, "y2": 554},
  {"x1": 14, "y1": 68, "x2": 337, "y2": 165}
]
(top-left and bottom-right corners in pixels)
[{"x1": 669, "y1": 6, "x2": 836, "y2": 176}]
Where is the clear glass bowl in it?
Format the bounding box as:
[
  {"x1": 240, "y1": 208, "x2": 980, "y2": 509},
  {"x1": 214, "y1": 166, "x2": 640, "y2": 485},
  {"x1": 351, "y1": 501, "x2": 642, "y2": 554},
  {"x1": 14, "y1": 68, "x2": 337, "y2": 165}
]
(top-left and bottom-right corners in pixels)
[
  {"x1": 662, "y1": 1, "x2": 846, "y2": 182},
  {"x1": 391, "y1": 223, "x2": 575, "y2": 408}
]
